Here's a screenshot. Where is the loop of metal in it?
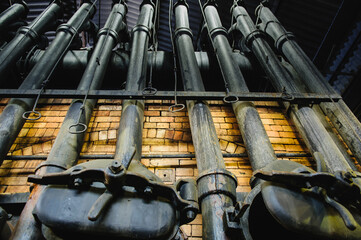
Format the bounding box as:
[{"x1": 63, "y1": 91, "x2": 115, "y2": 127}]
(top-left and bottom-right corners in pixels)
[
  {"x1": 97, "y1": 27, "x2": 120, "y2": 42},
  {"x1": 169, "y1": 103, "x2": 185, "y2": 113},
  {"x1": 35, "y1": 162, "x2": 68, "y2": 173},
  {"x1": 18, "y1": 26, "x2": 39, "y2": 40},
  {"x1": 142, "y1": 86, "x2": 157, "y2": 95},
  {"x1": 223, "y1": 94, "x2": 239, "y2": 104},
  {"x1": 69, "y1": 122, "x2": 88, "y2": 134},
  {"x1": 22, "y1": 88, "x2": 44, "y2": 121}
]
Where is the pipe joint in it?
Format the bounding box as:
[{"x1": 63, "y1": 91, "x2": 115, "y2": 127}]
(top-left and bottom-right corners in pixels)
[
  {"x1": 97, "y1": 27, "x2": 120, "y2": 42},
  {"x1": 197, "y1": 169, "x2": 238, "y2": 204},
  {"x1": 174, "y1": 27, "x2": 193, "y2": 39},
  {"x1": 274, "y1": 31, "x2": 295, "y2": 51},
  {"x1": 132, "y1": 24, "x2": 151, "y2": 38},
  {"x1": 18, "y1": 26, "x2": 40, "y2": 41},
  {"x1": 56, "y1": 23, "x2": 79, "y2": 36}
]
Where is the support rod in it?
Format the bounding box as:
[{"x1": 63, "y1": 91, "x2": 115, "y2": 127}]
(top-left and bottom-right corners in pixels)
[
  {"x1": 0, "y1": 2, "x2": 95, "y2": 167},
  {"x1": 0, "y1": 1, "x2": 28, "y2": 34},
  {"x1": 11, "y1": 3, "x2": 127, "y2": 239},
  {"x1": 233, "y1": 5, "x2": 353, "y2": 173},
  {"x1": 24, "y1": 49, "x2": 253, "y2": 76},
  {"x1": 0, "y1": 0, "x2": 62, "y2": 81},
  {"x1": 203, "y1": 2, "x2": 276, "y2": 173},
  {"x1": 256, "y1": 5, "x2": 361, "y2": 164},
  {"x1": 175, "y1": 1, "x2": 236, "y2": 239},
  {"x1": 114, "y1": 1, "x2": 154, "y2": 164}
]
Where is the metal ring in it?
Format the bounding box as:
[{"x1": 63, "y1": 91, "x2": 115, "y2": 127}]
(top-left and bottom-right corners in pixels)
[
  {"x1": 142, "y1": 87, "x2": 157, "y2": 95},
  {"x1": 169, "y1": 104, "x2": 185, "y2": 113},
  {"x1": 22, "y1": 111, "x2": 41, "y2": 121},
  {"x1": 281, "y1": 92, "x2": 294, "y2": 101},
  {"x1": 223, "y1": 95, "x2": 239, "y2": 103},
  {"x1": 69, "y1": 123, "x2": 88, "y2": 134}
]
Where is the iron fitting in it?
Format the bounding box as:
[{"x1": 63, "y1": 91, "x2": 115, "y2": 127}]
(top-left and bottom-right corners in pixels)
[
  {"x1": 18, "y1": 26, "x2": 39, "y2": 41},
  {"x1": 97, "y1": 28, "x2": 120, "y2": 42},
  {"x1": 209, "y1": 26, "x2": 228, "y2": 40},
  {"x1": 132, "y1": 24, "x2": 151, "y2": 38},
  {"x1": 274, "y1": 31, "x2": 295, "y2": 51},
  {"x1": 244, "y1": 29, "x2": 265, "y2": 47},
  {"x1": 174, "y1": 27, "x2": 193, "y2": 39},
  {"x1": 56, "y1": 23, "x2": 79, "y2": 36},
  {"x1": 197, "y1": 169, "x2": 238, "y2": 203}
]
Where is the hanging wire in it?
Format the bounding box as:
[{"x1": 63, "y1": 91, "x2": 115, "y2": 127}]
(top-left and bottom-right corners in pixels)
[
  {"x1": 22, "y1": 0, "x2": 98, "y2": 121},
  {"x1": 142, "y1": 0, "x2": 159, "y2": 95},
  {"x1": 197, "y1": 0, "x2": 239, "y2": 104},
  {"x1": 69, "y1": 0, "x2": 122, "y2": 134},
  {"x1": 168, "y1": 0, "x2": 185, "y2": 112}
]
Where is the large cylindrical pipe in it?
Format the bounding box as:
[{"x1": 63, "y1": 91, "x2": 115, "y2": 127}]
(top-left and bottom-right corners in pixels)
[
  {"x1": 233, "y1": 5, "x2": 353, "y2": 174},
  {"x1": 0, "y1": 1, "x2": 28, "y2": 33},
  {"x1": 256, "y1": 5, "x2": 361, "y2": 164},
  {"x1": 0, "y1": 0, "x2": 62, "y2": 81},
  {"x1": 24, "y1": 50, "x2": 253, "y2": 77},
  {"x1": 0, "y1": 2, "x2": 96, "y2": 166},
  {"x1": 114, "y1": 2, "x2": 154, "y2": 163},
  {"x1": 11, "y1": 3, "x2": 127, "y2": 240},
  {"x1": 175, "y1": 2, "x2": 236, "y2": 239},
  {"x1": 203, "y1": 2, "x2": 276, "y2": 173}
]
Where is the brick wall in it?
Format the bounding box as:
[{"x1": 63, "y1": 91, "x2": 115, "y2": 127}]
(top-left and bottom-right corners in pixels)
[{"x1": 0, "y1": 98, "x2": 353, "y2": 239}]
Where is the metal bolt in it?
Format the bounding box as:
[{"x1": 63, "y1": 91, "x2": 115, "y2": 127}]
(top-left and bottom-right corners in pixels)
[
  {"x1": 73, "y1": 178, "x2": 82, "y2": 187},
  {"x1": 110, "y1": 160, "x2": 123, "y2": 173},
  {"x1": 186, "y1": 210, "x2": 195, "y2": 220},
  {"x1": 144, "y1": 186, "x2": 153, "y2": 195}
]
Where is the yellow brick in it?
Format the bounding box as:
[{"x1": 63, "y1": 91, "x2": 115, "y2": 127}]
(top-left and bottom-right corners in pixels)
[
  {"x1": 191, "y1": 225, "x2": 202, "y2": 237},
  {"x1": 219, "y1": 140, "x2": 228, "y2": 151},
  {"x1": 156, "y1": 123, "x2": 170, "y2": 128},
  {"x1": 156, "y1": 129, "x2": 166, "y2": 138},
  {"x1": 226, "y1": 142, "x2": 237, "y2": 153},
  {"x1": 150, "y1": 144, "x2": 178, "y2": 152},
  {"x1": 99, "y1": 131, "x2": 108, "y2": 141},
  {"x1": 176, "y1": 168, "x2": 194, "y2": 176}
]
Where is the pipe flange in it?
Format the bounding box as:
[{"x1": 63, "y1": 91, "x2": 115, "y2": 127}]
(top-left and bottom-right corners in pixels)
[
  {"x1": 97, "y1": 28, "x2": 120, "y2": 43},
  {"x1": 56, "y1": 23, "x2": 79, "y2": 36},
  {"x1": 274, "y1": 31, "x2": 295, "y2": 51},
  {"x1": 132, "y1": 24, "x2": 151, "y2": 38},
  {"x1": 197, "y1": 169, "x2": 238, "y2": 203},
  {"x1": 244, "y1": 29, "x2": 265, "y2": 47},
  {"x1": 18, "y1": 26, "x2": 39, "y2": 41},
  {"x1": 174, "y1": 27, "x2": 193, "y2": 39},
  {"x1": 209, "y1": 26, "x2": 228, "y2": 40}
]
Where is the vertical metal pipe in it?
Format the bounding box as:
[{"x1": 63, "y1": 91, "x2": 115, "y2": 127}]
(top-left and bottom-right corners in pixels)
[
  {"x1": 0, "y1": 2, "x2": 95, "y2": 166},
  {"x1": 233, "y1": 5, "x2": 352, "y2": 174},
  {"x1": 114, "y1": 2, "x2": 154, "y2": 164},
  {"x1": 0, "y1": 0, "x2": 62, "y2": 80},
  {"x1": 11, "y1": 3, "x2": 127, "y2": 239},
  {"x1": 175, "y1": 2, "x2": 236, "y2": 239},
  {"x1": 202, "y1": 2, "x2": 276, "y2": 172},
  {"x1": 257, "y1": 5, "x2": 361, "y2": 164},
  {"x1": 0, "y1": 1, "x2": 28, "y2": 33}
]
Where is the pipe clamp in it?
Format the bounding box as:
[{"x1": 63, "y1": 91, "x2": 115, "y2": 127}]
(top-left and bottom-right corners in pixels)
[
  {"x1": 209, "y1": 26, "x2": 228, "y2": 40},
  {"x1": 274, "y1": 31, "x2": 295, "y2": 51},
  {"x1": 18, "y1": 26, "x2": 39, "y2": 41},
  {"x1": 174, "y1": 27, "x2": 193, "y2": 39},
  {"x1": 132, "y1": 24, "x2": 151, "y2": 38},
  {"x1": 97, "y1": 28, "x2": 120, "y2": 43},
  {"x1": 197, "y1": 169, "x2": 238, "y2": 203},
  {"x1": 56, "y1": 24, "x2": 78, "y2": 36}
]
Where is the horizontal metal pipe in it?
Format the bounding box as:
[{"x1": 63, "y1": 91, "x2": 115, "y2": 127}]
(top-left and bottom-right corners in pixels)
[
  {"x1": 4, "y1": 153, "x2": 312, "y2": 160},
  {"x1": 257, "y1": 5, "x2": 361, "y2": 164},
  {"x1": 23, "y1": 49, "x2": 253, "y2": 76},
  {"x1": 0, "y1": 1, "x2": 28, "y2": 33},
  {"x1": 0, "y1": 89, "x2": 341, "y2": 102}
]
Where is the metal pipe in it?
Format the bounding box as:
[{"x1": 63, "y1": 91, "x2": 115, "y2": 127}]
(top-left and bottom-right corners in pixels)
[
  {"x1": 175, "y1": 2, "x2": 236, "y2": 239},
  {"x1": 233, "y1": 5, "x2": 353, "y2": 173},
  {"x1": 11, "y1": 3, "x2": 127, "y2": 239},
  {"x1": 24, "y1": 49, "x2": 253, "y2": 76},
  {"x1": 0, "y1": 1, "x2": 28, "y2": 33},
  {"x1": 0, "y1": 2, "x2": 96, "y2": 167},
  {"x1": 4, "y1": 152, "x2": 312, "y2": 160},
  {"x1": 256, "y1": 5, "x2": 361, "y2": 164},
  {"x1": 203, "y1": 2, "x2": 277, "y2": 173},
  {"x1": 0, "y1": 0, "x2": 62, "y2": 81},
  {"x1": 114, "y1": 2, "x2": 154, "y2": 163}
]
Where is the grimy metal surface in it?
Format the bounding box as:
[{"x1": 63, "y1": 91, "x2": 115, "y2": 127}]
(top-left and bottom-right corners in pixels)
[
  {"x1": 257, "y1": 4, "x2": 361, "y2": 165},
  {"x1": 10, "y1": 2, "x2": 126, "y2": 239},
  {"x1": 203, "y1": 2, "x2": 276, "y2": 173},
  {"x1": 0, "y1": 1, "x2": 95, "y2": 168},
  {"x1": 175, "y1": 1, "x2": 235, "y2": 239},
  {"x1": 0, "y1": 1, "x2": 28, "y2": 34},
  {"x1": 0, "y1": 0, "x2": 62, "y2": 81},
  {"x1": 233, "y1": 5, "x2": 353, "y2": 174}
]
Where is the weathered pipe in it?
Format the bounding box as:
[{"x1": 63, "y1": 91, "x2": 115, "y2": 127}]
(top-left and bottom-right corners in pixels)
[
  {"x1": 233, "y1": 5, "x2": 354, "y2": 174},
  {"x1": 24, "y1": 49, "x2": 253, "y2": 76},
  {"x1": 11, "y1": 3, "x2": 127, "y2": 240},
  {"x1": 0, "y1": 2, "x2": 95, "y2": 167},
  {"x1": 0, "y1": 1, "x2": 28, "y2": 33},
  {"x1": 175, "y1": 2, "x2": 237, "y2": 239},
  {"x1": 203, "y1": 3, "x2": 277, "y2": 173},
  {"x1": 114, "y1": 2, "x2": 154, "y2": 164},
  {"x1": 0, "y1": 0, "x2": 62, "y2": 81},
  {"x1": 256, "y1": 5, "x2": 361, "y2": 165}
]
